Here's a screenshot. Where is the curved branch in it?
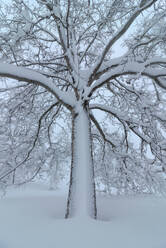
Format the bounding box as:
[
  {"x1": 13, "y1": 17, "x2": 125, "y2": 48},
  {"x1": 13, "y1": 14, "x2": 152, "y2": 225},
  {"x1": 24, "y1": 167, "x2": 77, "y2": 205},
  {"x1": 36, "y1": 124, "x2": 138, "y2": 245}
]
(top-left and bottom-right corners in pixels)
[
  {"x1": 0, "y1": 63, "x2": 75, "y2": 109},
  {"x1": 89, "y1": 59, "x2": 166, "y2": 95},
  {"x1": 88, "y1": 0, "x2": 158, "y2": 84},
  {"x1": 15, "y1": 167, "x2": 41, "y2": 186},
  {"x1": 90, "y1": 113, "x2": 116, "y2": 148},
  {"x1": 90, "y1": 103, "x2": 164, "y2": 162},
  {"x1": 0, "y1": 102, "x2": 59, "y2": 181}
]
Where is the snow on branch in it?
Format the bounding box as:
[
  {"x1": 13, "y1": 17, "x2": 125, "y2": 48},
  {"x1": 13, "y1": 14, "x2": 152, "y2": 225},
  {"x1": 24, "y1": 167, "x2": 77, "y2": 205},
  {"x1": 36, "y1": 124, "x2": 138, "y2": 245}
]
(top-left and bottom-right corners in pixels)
[
  {"x1": 0, "y1": 63, "x2": 75, "y2": 109},
  {"x1": 90, "y1": 103, "x2": 153, "y2": 144},
  {"x1": 90, "y1": 103, "x2": 164, "y2": 162},
  {"x1": 0, "y1": 101, "x2": 59, "y2": 182},
  {"x1": 90, "y1": 113, "x2": 116, "y2": 148},
  {"x1": 88, "y1": 0, "x2": 158, "y2": 84},
  {"x1": 89, "y1": 59, "x2": 166, "y2": 93}
]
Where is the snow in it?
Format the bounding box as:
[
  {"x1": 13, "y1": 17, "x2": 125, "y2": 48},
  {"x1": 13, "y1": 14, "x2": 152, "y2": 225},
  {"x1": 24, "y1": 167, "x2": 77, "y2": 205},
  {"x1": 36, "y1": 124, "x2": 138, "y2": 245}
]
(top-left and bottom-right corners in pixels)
[
  {"x1": 67, "y1": 108, "x2": 95, "y2": 218},
  {"x1": 90, "y1": 59, "x2": 166, "y2": 92},
  {"x1": 0, "y1": 183, "x2": 166, "y2": 248},
  {"x1": 0, "y1": 63, "x2": 76, "y2": 107}
]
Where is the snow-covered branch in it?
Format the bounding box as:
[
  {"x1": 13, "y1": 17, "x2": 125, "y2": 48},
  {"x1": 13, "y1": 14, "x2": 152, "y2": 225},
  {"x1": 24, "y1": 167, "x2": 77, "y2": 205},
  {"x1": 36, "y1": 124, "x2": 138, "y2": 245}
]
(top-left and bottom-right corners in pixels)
[
  {"x1": 90, "y1": 58, "x2": 166, "y2": 93},
  {"x1": 0, "y1": 63, "x2": 75, "y2": 109},
  {"x1": 90, "y1": 103, "x2": 165, "y2": 162},
  {"x1": 88, "y1": 0, "x2": 158, "y2": 84},
  {"x1": 90, "y1": 113, "x2": 116, "y2": 148}
]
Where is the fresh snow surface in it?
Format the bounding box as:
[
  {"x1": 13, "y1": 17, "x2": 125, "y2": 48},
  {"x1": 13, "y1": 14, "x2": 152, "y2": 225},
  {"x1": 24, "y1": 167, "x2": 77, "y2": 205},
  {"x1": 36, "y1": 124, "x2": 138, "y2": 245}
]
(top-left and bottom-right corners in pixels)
[{"x1": 0, "y1": 183, "x2": 166, "y2": 248}]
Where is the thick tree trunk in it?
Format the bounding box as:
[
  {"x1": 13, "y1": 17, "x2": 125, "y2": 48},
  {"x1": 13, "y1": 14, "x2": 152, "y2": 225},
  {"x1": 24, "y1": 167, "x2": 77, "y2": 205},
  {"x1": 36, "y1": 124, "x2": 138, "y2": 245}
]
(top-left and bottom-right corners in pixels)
[{"x1": 65, "y1": 106, "x2": 97, "y2": 219}]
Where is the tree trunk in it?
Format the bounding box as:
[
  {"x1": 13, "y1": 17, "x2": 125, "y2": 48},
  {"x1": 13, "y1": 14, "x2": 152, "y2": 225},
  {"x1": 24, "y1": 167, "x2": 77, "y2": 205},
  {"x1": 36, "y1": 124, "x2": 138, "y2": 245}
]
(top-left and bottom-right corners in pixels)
[{"x1": 65, "y1": 105, "x2": 97, "y2": 219}]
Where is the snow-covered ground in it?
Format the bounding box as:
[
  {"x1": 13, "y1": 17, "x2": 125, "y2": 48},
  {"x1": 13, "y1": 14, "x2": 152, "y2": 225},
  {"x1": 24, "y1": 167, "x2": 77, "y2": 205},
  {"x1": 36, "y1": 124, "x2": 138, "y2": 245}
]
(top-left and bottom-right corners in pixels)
[{"x1": 0, "y1": 183, "x2": 166, "y2": 248}]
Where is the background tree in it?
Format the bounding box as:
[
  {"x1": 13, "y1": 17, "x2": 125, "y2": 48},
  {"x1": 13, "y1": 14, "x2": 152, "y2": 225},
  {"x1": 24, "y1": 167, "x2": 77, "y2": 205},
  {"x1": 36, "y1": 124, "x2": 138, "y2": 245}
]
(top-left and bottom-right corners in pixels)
[{"x1": 1, "y1": 0, "x2": 166, "y2": 219}]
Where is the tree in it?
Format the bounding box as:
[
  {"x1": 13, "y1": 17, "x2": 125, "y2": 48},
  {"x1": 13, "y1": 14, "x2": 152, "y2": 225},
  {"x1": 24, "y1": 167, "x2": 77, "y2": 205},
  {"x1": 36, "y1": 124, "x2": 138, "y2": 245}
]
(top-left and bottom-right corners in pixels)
[{"x1": 1, "y1": 0, "x2": 166, "y2": 219}]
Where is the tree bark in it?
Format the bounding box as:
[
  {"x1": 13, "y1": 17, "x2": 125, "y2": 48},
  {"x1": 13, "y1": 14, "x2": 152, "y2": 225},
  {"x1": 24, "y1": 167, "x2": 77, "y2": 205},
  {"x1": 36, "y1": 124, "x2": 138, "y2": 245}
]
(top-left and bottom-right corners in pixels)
[{"x1": 65, "y1": 105, "x2": 97, "y2": 219}]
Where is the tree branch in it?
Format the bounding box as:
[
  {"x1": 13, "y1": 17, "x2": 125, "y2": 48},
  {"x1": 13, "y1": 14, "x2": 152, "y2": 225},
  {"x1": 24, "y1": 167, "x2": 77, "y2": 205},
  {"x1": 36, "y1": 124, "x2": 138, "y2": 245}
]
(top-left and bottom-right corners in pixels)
[
  {"x1": 90, "y1": 113, "x2": 116, "y2": 148},
  {"x1": 0, "y1": 63, "x2": 75, "y2": 109},
  {"x1": 88, "y1": 0, "x2": 158, "y2": 84},
  {"x1": 0, "y1": 102, "x2": 59, "y2": 181}
]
